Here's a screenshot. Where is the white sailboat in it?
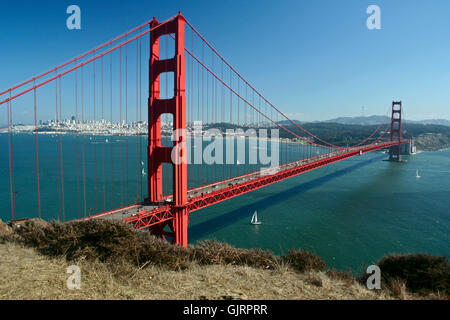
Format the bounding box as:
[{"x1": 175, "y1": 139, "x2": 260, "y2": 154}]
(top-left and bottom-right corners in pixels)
[
  {"x1": 250, "y1": 211, "x2": 262, "y2": 225},
  {"x1": 142, "y1": 168, "x2": 146, "y2": 176},
  {"x1": 416, "y1": 169, "x2": 421, "y2": 179}
]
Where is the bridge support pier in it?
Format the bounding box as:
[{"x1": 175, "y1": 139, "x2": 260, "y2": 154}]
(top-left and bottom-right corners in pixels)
[
  {"x1": 148, "y1": 13, "x2": 189, "y2": 247},
  {"x1": 173, "y1": 206, "x2": 189, "y2": 247}
]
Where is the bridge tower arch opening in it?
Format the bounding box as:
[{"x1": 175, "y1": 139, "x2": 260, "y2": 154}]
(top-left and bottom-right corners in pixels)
[{"x1": 147, "y1": 13, "x2": 188, "y2": 247}]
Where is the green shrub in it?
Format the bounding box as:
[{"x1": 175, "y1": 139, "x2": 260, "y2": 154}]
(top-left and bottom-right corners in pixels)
[
  {"x1": 377, "y1": 253, "x2": 449, "y2": 295},
  {"x1": 281, "y1": 249, "x2": 327, "y2": 272}
]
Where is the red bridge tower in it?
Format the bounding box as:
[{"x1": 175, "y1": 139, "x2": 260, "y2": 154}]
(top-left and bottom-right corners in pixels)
[
  {"x1": 147, "y1": 13, "x2": 188, "y2": 247},
  {"x1": 389, "y1": 101, "x2": 402, "y2": 161}
]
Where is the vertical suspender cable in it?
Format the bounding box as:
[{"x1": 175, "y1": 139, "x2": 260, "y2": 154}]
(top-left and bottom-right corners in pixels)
[
  {"x1": 93, "y1": 52, "x2": 98, "y2": 212},
  {"x1": 229, "y1": 67, "x2": 232, "y2": 179},
  {"x1": 33, "y1": 82, "x2": 41, "y2": 218},
  {"x1": 197, "y1": 47, "x2": 200, "y2": 188},
  {"x1": 81, "y1": 66, "x2": 87, "y2": 217},
  {"x1": 139, "y1": 36, "x2": 143, "y2": 200},
  {"x1": 59, "y1": 76, "x2": 66, "y2": 221},
  {"x1": 201, "y1": 41, "x2": 205, "y2": 186},
  {"x1": 120, "y1": 47, "x2": 124, "y2": 206},
  {"x1": 7, "y1": 92, "x2": 16, "y2": 220},
  {"x1": 221, "y1": 59, "x2": 224, "y2": 182},
  {"x1": 55, "y1": 71, "x2": 61, "y2": 220},
  {"x1": 136, "y1": 38, "x2": 140, "y2": 203},
  {"x1": 102, "y1": 56, "x2": 106, "y2": 211},
  {"x1": 110, "y1": 51, "x2": 114, "y2": 209},
  {"x1": 206, "y1": 48, "x2": 209, "y2": 183},
  {"x1": 75, "y1": 69, "x2": 81, "y2": 219},
  {"x1": 212, "y1": 52, "x2": 217, "y2": 183},
  {"x1": 189, "y1": 31, "x2": 194, "y2": 189},
  {"x1": 125, "y1": 44, "x2": 129, "y2": 205}
]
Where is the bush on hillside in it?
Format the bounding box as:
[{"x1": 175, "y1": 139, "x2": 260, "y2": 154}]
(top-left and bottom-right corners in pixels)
[
  {"x1": 191, "y1": 239, "x2": 279, "y2": 269},
  {"x1": 13, "y1": 219, "x2": 447, "y2": 298},
  {"x1": 281, "y1": 249, "x2": 327, "y2": 272},
  {"x1": 14, "y1": 219, "x2": 191, "y2": 270},
  {"x1": 377, "y1": 253, "x2": 449, "y2": 296},
  {"x1": 12, "y1": 219, "x2": 333, "y2": 273}
]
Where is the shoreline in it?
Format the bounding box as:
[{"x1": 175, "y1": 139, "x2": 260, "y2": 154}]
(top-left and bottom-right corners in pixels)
[
  {"x1": 414, "y1": 146, "x2": 450, "y2": 153},
  {"x1": 0, "y1": 131, "x2": 305, "y2": 145},
  {"x1": 3, "y1": 131, "x2": 450, "y2": 152}
]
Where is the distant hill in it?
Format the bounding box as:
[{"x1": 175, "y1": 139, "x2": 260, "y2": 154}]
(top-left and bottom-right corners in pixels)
[
  {"x1": 324, "y1": 115, "x2": 389, "y2": 126},
  {"x1": 273, "y1": 119, "x2": 450, "y2": 150},
  {"x1": 411, "y1": 119, "x2": 450, "y2": 126},
  {"x1": 277, "y1": 119, "x2": 304, "y2": 126},
  {"x1": 324, "y1": 116, "x2": 450, "y2": 127}
]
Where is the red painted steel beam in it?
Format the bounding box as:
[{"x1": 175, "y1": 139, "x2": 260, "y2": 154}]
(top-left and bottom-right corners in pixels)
[
  {"x1": 147, "y1": 13, "x2": 188, "y2": 247},
  {"x1": 186, "y1": 141, "x2": 406, "y2": 212},
  {"x1": 389, "y1": 101, "x2": 403, "y2": 161},
  {"x1": 126, "y1": 205, "x2": 174, "y2": 230},
  {"x1": 123, "y1": 141, "x2": 408, "y2": 230}
]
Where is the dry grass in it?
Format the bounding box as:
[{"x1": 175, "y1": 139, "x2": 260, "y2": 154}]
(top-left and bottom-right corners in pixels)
[
  {"x1": 6, "y1": 219, "x2": 281, "y2": 271},
  {"x1": 0, "y1": 242, "x2": 392, "y2": 300},
  {"x1": 192, "y1": 239, "x2": 278, "y2": 269},
  {"x1": 282, "y1": 249, "x2": 327, "y2": 272},
  {"x1": 0, "y1": 218, "x2": 446, "y2": 300}
]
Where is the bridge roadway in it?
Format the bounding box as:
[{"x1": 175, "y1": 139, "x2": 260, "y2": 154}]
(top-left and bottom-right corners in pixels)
[{"x1": 83, "y1": 140, "x2": 408, "y2": 229}]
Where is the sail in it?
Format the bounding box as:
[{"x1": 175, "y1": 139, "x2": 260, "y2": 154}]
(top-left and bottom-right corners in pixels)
[{"x1": 251, "y1": 211, "x2": 258, "y2": 224}]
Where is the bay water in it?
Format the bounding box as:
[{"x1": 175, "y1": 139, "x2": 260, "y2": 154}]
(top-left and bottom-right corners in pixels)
[{"x1": 1, "y1": 133, "x2": 448, "y2": 271}]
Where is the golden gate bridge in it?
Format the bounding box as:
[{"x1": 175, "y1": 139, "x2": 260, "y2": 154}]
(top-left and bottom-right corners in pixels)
[{"x1": 0, "y1": 13, "x2": 409, "y2": 247}]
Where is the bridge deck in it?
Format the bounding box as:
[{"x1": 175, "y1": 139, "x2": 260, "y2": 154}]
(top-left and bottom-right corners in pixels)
[{"x1": 83, "y1": 140, "x2": 407, "y2": 227}]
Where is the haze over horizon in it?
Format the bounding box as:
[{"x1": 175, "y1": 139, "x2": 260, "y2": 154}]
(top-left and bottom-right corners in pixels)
[{"x1": 1, "y1": 0, "x2": 450, "y2": 122}]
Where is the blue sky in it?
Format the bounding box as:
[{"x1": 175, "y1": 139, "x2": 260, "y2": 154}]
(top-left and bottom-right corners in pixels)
[{"x1": 1, "y1": 0, "x2": 450, "y2": 121}]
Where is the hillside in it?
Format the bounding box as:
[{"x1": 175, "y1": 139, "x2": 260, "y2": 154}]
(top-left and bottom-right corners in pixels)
[
  {"x1": 0, "y1": 242, "x2": 390, "y2": 300},
  {"x1": 324, "y1": 116, "x2": 450, "y2": 127},
  {"x1": 413, "y1": 133, "x2": 450, "y2": 152},
  {"x1": 275, "y1": 121, "x2": 450, "y2": 150},
  {"x1": 0, "y1": 219, "x2": 447, "y2": 300},
  {"x1": 324, "y1": 115, "x2": 389, "y2": 126}
]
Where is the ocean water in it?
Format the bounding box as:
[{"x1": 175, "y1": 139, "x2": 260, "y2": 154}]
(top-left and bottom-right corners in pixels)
[
  {"x1": 187, "y1": 148, "x2": 450, "y2": 271},
  {"x1": 1, "y1": 133, "x2": 449, "y2": 271},
  {"x1": 0, "y1": 132, "x2": 321, "y2": 220}
]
